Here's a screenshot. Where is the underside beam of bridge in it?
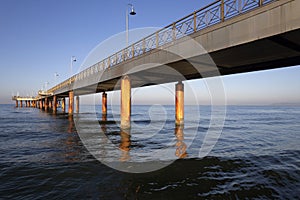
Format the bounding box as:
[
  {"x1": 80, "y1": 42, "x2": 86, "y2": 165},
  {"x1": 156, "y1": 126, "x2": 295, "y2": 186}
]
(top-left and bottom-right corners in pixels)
[{"x1": 120, "y1": 75, "x2": 131, "y2": 130}]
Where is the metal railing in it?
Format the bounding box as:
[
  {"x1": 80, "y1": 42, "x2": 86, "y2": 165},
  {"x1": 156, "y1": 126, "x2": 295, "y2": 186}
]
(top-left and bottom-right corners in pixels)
[{"x1": 48, "y1": 0, "x2": 276, "y2": 94}]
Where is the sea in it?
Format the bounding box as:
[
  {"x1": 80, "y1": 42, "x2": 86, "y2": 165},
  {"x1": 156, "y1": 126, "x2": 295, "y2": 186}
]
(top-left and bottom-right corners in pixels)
[{"x1": 0, "y1": 104, "x2": 299, "y2": 199}]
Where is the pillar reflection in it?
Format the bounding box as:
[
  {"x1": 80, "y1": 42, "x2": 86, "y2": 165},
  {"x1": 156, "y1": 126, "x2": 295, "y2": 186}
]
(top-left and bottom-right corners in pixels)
[
  {"x1": 68, "y1": 115, "x2": 75, "y2": 133},
  {"x1": 119, "y1": 128, "x2": 131, "y2": 162},
  {"x1": 175, "y1": 125, "x2": 187, "y2": 158},
  {"x1": 101, "y1": 114, "x2": 107, "y2": 133}
]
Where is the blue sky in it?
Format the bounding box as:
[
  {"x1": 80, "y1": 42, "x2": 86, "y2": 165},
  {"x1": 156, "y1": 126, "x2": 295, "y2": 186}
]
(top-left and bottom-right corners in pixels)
[{"x1": 0, "y1": 0, "x2": 299, "y2": 105}]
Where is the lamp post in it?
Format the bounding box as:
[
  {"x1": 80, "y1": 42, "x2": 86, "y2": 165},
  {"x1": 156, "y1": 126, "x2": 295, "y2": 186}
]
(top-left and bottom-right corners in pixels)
[
  {"x1": 44, "y1": 81, "x2": 49, "y2": 92},
  {"x1": 126, "y1": 4, "x2": 136, "y2": 47},
  {"x1": 54, "y1": 72, "x2": 59, "y2": 84},
  {"x1": 70, "y1": 56, "x2": 76, "y2": 76}
]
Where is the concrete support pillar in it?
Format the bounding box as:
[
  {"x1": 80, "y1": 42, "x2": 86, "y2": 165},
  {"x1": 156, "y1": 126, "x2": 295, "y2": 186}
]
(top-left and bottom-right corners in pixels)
[
  {"x1": 16, "y1": 100, "x2": 18, "y2": 107},
  {"x1": 76, "y1": 96, "x2": 79, "y2": 113},
  {"x1": 20, "y1": 100, "x2": 23, "y2": 107},
  {"x1": 120, "y1": 75, "x2": 131, "y2": 129},
  {"x1": 175, "y1": 81, "x2": 184, "y2": 126},
  {"x1": 45, "y1": 98, "x2": 48, "y2": 111},
  {"x1": 68, "y1": 91, "x2": 74, "y2": 115},
  {"x1": 62, "y1": 98, "x2": 66, "y2": 113},
  {"x1": 102, "y1": 92, "x2": 107, "y2": 115},
  {"x1": 49, "y1": 100, "x2": 52, "y2": 110},
  {"x1": 39, "y1": 100, "x2": 42, "y2": 109},
  {"x1": 25, "y1": 101, "x2": 27, "y2": 107},
  {"x1": 53, "y1": 96, "x2": 57, "y2": 113}
]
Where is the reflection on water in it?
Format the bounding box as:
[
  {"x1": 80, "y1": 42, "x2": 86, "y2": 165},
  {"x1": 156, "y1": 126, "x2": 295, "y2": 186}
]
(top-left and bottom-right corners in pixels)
[
  {"x1": 0, "y1": 105, "x2": 299, "y2": 199},
  {"x1": 68, "y1": 115, "x2": 75, "y2": 133},
  {"x1": 119, "y1": 129, "x2": 131, "y2": 161},
  {"x1": 101, "y1": 114, "x2": 107, "y2": 133},
  {"x1": 175, "y1": 125, "x2": 187, "y2": 158}
]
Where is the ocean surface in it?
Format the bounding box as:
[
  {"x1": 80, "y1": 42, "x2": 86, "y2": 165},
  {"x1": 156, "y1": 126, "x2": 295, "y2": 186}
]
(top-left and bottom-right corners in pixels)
[{"x1": 0, "y1": 104, "x2": 299, "y2": 199}]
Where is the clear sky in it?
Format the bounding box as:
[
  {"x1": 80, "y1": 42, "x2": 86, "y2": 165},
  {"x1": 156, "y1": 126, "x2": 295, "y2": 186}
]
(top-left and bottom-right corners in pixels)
[{"x1": 0, "y1": 0, "x2": 299, "y2": 105}]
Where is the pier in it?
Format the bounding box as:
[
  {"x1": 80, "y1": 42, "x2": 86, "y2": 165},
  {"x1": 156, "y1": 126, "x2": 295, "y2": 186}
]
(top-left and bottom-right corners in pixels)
[{"x1": 13, "y1": 0, "x2": 300, "y2": 129}]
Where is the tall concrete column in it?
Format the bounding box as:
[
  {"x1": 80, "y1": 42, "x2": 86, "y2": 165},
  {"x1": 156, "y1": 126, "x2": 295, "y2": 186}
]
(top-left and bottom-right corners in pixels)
[
  {"x1": 49, "y1": 100, "x2": 52, "y2": 110},
  {"x1": 102, "y1": 92, "x2": 107, "y2": 115},
  {"x1": 175, "y1": 81, "x2": 184, "y2": 126},
  {"x1": 76, "y1": 96, "x2": 79, "y2": 113},
  {"x1": 20, "y1": 100, "x2": 23, "y2": 108},
  {"x1": 53, "y1": 95, "x2": 57, "y2": 113},
  {"x1": 62, "y1": 98, "x2": 65, "y2": 113},
  {"x1": 45, "y1": 98, "x2": 48, "y2": 111},
  {"x1": 39, "y1": 100, "x2": 42, "y2": 109},
  {"x1": 25, "y1": 100, "x2": 27, "y2": 107},
  {"x1": 15, "y1": 100, "x2": 18, "y2": 107},
  {"x1": 68, "y1": 91, "x2": 74, "y2": 115},
  {"x1": 120, "y1": 75, "x2": 131, "y2": 129}
]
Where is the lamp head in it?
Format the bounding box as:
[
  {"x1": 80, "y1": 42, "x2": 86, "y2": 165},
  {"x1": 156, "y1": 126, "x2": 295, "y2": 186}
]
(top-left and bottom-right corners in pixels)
[{"x1": 129, "y1": 5, "x2": 136, "y2": 15}]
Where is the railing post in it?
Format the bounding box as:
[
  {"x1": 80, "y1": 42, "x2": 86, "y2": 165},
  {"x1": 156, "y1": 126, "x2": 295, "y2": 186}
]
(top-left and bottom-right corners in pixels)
[
  {"x1": 172, "y1": 23, "x2": 176, "y2": 41},
  {"x1": 221, "y1": 0, "x2": 225, "y2": 22},
  {"x1": 259, "y1": 0, "x2": 263, "y2": 6},
  {"x1": 142, "y1": 39, "x2": 146, "y2": 53},
  {"x1": 193, "y1": 12, "x2": 197, "y2": 32},
  {"x1": 132, "y1": 45, "x2": 135, "y2": 58},
  {"x1": 122, "y1": 50, "x2": 125, "y2": 62},
  {"x1": 108, "y1": 57, "x2": 111, "y2": 69},
  {"x1": 156, "y1": 31, "x2": 159, "y2": 48}
]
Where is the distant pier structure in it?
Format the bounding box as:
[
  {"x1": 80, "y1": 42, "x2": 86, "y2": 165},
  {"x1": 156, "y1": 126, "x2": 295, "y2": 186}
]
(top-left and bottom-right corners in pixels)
[{"x1": 13, "y1": 0, "x2": 300, "y2": 128}]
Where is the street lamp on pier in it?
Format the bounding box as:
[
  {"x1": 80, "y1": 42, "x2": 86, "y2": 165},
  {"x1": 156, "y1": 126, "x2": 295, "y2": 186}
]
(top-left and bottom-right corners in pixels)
[
  {"x1": 70, "y1": 56, "x2": 76, "y2": 76},
  {"x1": 126, "y1": 4, "x2": 136, "y2": 47}
]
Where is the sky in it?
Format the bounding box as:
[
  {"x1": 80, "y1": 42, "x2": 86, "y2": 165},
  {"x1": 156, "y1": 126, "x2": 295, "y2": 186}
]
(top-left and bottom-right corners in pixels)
[{"x1": 0, "y1": 0, "x2": 299, "y2": 105}]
